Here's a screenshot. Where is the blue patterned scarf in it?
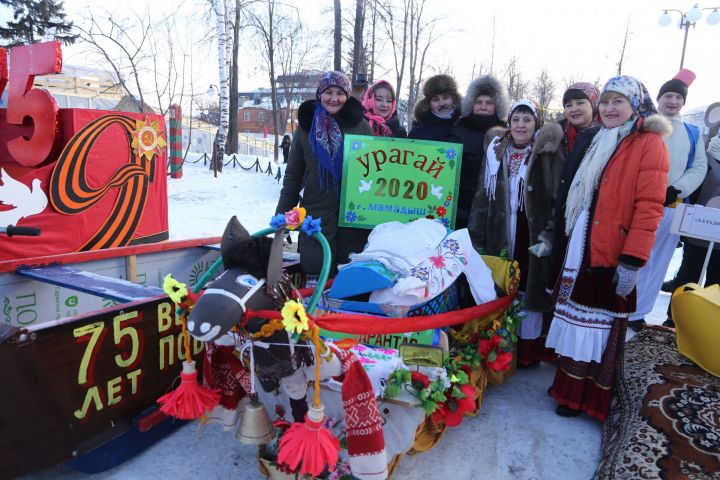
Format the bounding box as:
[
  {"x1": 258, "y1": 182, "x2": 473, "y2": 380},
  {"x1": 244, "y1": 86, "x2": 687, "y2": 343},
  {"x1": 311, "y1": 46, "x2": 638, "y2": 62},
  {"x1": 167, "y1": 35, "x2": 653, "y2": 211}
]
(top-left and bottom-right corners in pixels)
[{"x1": 310, "y1": 71, "x2": 350, "y2": 195}]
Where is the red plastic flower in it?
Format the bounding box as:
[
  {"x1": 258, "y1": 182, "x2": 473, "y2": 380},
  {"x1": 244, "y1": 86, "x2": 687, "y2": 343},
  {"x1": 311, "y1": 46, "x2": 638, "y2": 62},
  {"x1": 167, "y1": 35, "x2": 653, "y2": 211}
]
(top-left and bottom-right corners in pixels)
[
  {"x1": 478, "y1": 335, "x2": 513, "y2": 371},
  {"x1": 436, "y1": 206, "x2": 447, "y2": 217},
  {"x1": 410, "y1": 370, "x2": 430, "y2": 388},
  {"x1": 431, "y1": 384, "x2": 477, "y2": 427}
]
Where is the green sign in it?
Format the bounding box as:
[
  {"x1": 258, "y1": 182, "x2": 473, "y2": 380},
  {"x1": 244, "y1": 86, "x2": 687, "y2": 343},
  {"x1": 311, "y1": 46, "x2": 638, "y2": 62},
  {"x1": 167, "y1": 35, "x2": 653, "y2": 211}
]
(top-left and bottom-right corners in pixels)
[{"x1": 339, "y1": 135, "x2": 463, "y2": 230}]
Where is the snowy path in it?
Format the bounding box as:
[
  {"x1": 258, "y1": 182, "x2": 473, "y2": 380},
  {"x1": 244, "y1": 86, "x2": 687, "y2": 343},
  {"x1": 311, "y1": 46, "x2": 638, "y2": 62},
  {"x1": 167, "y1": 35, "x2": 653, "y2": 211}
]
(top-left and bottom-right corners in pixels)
[{"x1": 20, "y1": 158, "x2": 680, "y2": 480}]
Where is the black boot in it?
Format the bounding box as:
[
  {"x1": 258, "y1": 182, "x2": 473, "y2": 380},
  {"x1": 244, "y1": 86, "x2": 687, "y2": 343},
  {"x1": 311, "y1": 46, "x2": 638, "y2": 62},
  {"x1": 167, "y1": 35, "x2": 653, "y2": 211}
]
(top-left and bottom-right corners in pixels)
[
  {"x1": 555, "y1": 405, "x2": 582, "y2": 417},
  {"x1": 661, "y1": 279, "x2": 678, "y2": 293}
]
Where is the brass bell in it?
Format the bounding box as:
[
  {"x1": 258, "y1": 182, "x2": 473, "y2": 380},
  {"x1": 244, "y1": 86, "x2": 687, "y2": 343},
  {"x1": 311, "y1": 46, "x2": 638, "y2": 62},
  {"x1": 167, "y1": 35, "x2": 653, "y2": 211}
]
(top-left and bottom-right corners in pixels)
[{"x1": 236, "y1": 395, "x2": 274, "y2": 445}]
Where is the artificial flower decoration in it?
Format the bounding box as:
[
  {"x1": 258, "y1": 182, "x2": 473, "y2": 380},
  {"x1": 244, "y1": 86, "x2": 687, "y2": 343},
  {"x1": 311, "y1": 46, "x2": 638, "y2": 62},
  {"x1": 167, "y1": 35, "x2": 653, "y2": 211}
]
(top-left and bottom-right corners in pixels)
[
  {"x1": 410, "y1": 370, "x2": 431, "y2": 389},
  {"x1": 270, "y1": 213, "x2": 287, "y2": 230},
  {"x1": 284, "y1": 207, "x2": 306, "y2": 230},
  {"x1": 431, "y1": 383, "x2": 477, "y2": 427},
  {"x1": 301, "y1": 216, "x2": 322, "y2": 236},
  {"x1": 163, "y1": 274, "x2": 188, "y2": 305},
  {"x1": 281, "y1": 300, "x2": 310, "y2": 335},
  {"x1": 132, "y1": 116, "x2": 167, "y2": 161},
  {"x1": 478, "y1": 335, "x2": 513, "y2": 371}
]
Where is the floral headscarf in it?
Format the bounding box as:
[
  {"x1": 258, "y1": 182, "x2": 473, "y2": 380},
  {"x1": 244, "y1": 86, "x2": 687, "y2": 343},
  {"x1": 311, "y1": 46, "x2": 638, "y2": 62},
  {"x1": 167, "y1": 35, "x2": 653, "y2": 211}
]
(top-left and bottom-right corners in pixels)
[
  {"x1": 362, "y1": 79, "x2": 397, "y2": 137},
  {"x1": 310, "y1": 71, "x2": 351, "y2": 194},
  {"x1": 600, "y1": 75, "x2": 657, "y2": 118}
]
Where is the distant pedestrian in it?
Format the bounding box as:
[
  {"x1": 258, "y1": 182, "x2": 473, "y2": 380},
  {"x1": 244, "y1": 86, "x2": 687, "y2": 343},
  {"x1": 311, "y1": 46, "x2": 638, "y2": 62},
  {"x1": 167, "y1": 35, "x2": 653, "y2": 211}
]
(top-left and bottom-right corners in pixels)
[{"x1": 280, "y1": 135, "x2": 291, "y2": 164}]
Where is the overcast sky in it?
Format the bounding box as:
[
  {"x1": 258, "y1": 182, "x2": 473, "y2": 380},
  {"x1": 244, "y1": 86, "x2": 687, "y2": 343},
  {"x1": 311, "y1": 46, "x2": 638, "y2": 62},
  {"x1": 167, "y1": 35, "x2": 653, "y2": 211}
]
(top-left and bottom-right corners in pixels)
[{"x1": 2, "y1": 0, "x2": 719, "y2": 112}]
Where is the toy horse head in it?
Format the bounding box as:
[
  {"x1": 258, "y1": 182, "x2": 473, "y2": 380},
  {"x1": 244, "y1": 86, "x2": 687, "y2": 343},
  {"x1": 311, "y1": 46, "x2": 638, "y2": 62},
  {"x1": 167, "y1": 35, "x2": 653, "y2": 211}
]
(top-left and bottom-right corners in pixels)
[
  {"x1": 187, "y1": 216, "x2": 282, "y2": 342},
  {"x1": 187, "y1": 216, "x2": 310, "y2": 393}
]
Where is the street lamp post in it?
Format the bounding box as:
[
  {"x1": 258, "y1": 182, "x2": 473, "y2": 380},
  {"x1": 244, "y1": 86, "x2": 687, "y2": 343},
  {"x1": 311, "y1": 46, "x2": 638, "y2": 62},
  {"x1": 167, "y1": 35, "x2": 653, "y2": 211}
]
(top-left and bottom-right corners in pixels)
[{"x1": 659, "y1": 4, "x2": 720, "y2": 69}]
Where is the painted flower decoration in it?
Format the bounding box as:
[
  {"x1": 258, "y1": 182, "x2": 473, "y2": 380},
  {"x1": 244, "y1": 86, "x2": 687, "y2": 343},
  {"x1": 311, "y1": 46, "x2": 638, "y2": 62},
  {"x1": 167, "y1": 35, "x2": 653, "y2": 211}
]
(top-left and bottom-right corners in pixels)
[
  {"x1": 426, "y1": 214, "x2": 435, "y2": 219},
  {"x1": 301, "y1": 216, "x2": 322, "y2": 236},
  {"x1": 281, "y1": 300, "x2": 310, "y2": 335},
  {"x1": 478, "y1": 335, "x2": 513, "y2": 371},
  {"x1": 351, "y1": 140, "x2": 363, "y2": 151},
  {"x1": 410, "y1": 266, "x2": 430, "y2": 282},
  {"x1": 436, "y1": 206, "x2": 446, "y2": 217},
  {"x1": 443, "y1": 239, "x2": 460, "y2": 254},
  {"x1": 446, "y1": 194, "x2": 453, "y2": 201},
  {"x1": 270, "y1": 213, "x2": 287, "y2": 230},
  {"x1": 132, "y1": 116, "x2": 167, "y2": 161},
  {"x1": 444, "y1": 200, "x2": 450, "y2": 207},
  {"x1": 429, "y1": 255, "x2": 446, "y2": 268},
  {"x1": 345, "y1": 210, "x2": 357, "y2": 223},
  {"x1": 440, "y1": 218, "x2": 450, "y2": 228},
  {"x1": 444, "y1": 148, "x2": 457, "y2": 161},
  {"x1": 284, "y1": 207, "x2": 306, "y2": 230},
  {"x1": 162, "y1": 274, "x2": 188, "y2": 305}
]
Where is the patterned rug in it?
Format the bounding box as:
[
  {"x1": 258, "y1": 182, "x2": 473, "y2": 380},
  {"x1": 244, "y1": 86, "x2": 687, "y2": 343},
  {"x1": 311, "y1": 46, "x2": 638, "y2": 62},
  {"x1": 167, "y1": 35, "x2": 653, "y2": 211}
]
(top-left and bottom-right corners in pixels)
[{"x1": 594, "y1": 328, "x2": 720, "y2": 479}]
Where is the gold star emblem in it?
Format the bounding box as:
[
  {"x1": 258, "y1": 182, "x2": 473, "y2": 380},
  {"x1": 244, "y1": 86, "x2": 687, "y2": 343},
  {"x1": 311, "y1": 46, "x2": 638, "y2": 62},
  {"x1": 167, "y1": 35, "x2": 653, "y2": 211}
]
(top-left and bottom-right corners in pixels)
[{"x1": 131, "y1": 116, "x2": 167, "y2": 161}]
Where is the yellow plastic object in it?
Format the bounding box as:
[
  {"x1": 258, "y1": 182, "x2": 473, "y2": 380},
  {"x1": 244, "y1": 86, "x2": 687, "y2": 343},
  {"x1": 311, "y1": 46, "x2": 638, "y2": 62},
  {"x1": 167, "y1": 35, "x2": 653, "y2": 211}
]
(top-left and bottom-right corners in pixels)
[{"x1": 671, "y1": 283, "x2": 720, "y2": 377}]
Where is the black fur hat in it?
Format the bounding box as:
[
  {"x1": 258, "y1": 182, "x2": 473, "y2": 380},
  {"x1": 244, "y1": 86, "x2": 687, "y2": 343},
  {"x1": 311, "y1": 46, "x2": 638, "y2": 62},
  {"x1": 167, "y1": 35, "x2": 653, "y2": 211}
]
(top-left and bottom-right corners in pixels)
[{"x1": 422, "y1": 74, "x2": 461, "y2": 102}]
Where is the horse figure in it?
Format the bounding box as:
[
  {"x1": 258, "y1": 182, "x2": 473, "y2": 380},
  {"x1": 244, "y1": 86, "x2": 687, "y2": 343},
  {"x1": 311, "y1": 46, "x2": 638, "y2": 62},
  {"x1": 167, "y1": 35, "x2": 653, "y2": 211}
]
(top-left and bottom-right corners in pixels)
[{"x1": 187, "y1": 216, "x2": 315, "y2": 420}]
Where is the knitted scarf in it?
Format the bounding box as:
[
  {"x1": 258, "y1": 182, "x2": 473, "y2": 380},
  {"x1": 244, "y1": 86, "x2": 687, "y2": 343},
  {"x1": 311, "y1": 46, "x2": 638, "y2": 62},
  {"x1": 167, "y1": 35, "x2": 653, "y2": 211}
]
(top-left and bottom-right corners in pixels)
[
  {"x1": 309, "y1": 102, "x2": 344, "y2": 194},
  {"x1": 564, "y1": 117, "x2": 637, "y2": 234}
]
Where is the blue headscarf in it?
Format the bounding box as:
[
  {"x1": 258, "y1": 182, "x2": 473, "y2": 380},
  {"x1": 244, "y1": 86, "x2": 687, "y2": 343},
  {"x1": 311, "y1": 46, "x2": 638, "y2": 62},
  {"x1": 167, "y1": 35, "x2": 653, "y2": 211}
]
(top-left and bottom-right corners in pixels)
[{"x1": 310, "y1": 71, "x2": 351, "y2": 194}]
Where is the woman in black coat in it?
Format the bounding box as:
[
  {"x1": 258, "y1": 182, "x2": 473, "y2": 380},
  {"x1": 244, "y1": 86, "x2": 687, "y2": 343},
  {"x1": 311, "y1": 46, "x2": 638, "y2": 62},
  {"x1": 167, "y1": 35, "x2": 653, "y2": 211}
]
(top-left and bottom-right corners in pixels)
[{"x1": 275, "y1": 71, "x2": 373, "y2": 276}]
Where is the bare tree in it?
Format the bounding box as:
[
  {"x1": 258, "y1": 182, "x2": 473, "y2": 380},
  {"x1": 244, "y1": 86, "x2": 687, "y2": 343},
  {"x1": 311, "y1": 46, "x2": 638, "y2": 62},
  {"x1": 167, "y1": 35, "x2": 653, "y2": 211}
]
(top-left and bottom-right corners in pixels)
[
  {"x1": 378, "y1": 0, "x2": 409, "y2": 103},
  {"x1": 405, "y1": 0, "x2": 439, "y2": 128},
  {"x1": 74, "y1": 11, "x2": 152, "y2": 112},
  {"x1": 616, "y1": 17, "x2": 632, "y2": 75},
  {"x1": 333, "y1": 0, "x2": 342, "y2": 71},
  {"x1": 351, "y1": 0, "x2": 366, "y2": 80},
  {"x1": 276, "y1": 19, "x2": 318, "y2": 135},
  {"x1": 532, "y1": 68, "x2": 556, "y2": 122},
  {"x1": 248, "y1": 0, "x2": 301, "y2": 162},
  {"x1": 504, "y1": 56, "x2": 528, "y2": 103}
]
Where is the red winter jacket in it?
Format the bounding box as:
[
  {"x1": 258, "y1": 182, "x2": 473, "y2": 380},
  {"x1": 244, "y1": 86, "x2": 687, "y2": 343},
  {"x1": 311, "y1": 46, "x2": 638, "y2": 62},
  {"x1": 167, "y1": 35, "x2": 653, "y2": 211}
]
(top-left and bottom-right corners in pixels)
[{"x1": 588, "y1": 115, "x2": 671, "y2": 267}]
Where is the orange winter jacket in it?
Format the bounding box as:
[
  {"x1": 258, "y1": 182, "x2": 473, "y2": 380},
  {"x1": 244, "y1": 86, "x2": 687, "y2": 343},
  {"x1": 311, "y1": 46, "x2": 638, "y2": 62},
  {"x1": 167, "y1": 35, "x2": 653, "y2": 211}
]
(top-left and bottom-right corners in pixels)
[{"x1": 588, "y1": 115, "x2": 671, "y2": 267}]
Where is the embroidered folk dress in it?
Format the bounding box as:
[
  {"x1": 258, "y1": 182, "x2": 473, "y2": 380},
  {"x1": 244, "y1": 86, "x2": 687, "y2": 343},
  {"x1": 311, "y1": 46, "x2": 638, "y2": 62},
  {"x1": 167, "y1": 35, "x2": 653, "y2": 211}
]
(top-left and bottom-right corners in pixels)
[{"x1": 545, "y1": 209, "x2": 630, "y2": 421}]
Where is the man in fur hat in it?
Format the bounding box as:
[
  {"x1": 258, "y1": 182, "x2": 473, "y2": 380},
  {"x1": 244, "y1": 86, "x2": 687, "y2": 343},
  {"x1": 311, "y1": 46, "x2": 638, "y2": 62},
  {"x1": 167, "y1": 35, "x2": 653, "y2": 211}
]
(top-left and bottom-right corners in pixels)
[
  {"x1": 629, "y1": 69, "x2": 707, "y2": 330},
  {"x1": 408, "y1": 74, "x2": 462, "y2": 141}
]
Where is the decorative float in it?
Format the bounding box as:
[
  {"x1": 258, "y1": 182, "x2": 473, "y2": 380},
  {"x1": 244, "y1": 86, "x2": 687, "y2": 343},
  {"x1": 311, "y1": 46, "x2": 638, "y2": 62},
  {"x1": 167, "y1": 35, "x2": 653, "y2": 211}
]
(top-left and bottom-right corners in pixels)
[{"x1": 156, "y1": 209, "x2": 523, "y2": 480}]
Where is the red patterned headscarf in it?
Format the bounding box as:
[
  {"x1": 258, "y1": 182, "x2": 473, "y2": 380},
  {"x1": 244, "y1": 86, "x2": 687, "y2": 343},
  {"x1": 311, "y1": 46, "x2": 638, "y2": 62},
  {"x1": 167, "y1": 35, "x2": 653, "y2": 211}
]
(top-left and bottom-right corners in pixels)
[{"x1": 362, "y1": 79, "x2": 397, "y2": 137}]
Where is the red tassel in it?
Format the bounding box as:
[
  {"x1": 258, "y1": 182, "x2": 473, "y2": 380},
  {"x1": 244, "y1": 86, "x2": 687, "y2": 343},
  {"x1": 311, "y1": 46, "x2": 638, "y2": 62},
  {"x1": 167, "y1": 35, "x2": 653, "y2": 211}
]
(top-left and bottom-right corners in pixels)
[
  {"x1": 157, "y1": 360, "x2": 221, "y2": 419},
  {"x1": 277, "y1": 405, "x2": 340, "y2": 477}
]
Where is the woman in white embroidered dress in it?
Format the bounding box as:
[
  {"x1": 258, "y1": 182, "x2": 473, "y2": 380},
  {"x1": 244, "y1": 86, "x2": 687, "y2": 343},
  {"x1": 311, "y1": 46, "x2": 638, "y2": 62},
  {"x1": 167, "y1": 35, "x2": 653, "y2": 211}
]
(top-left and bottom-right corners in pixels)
[{"x1": 467, "y1": 99, "x2": 547, "y2": 362}]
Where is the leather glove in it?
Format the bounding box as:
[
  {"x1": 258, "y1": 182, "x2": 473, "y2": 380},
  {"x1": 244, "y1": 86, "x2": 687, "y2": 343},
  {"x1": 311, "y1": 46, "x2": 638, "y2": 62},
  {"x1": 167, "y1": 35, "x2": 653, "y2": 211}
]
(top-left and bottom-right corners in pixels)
[
  {"x1": 613, "y1": 263, "x2": 640, "y2": 298},
  {"x1": 528, "y1": 240, "x2": 551, "y2": 257},
  {"x1": 664, "y1": 186, "x2": 680, "y2": 206}
]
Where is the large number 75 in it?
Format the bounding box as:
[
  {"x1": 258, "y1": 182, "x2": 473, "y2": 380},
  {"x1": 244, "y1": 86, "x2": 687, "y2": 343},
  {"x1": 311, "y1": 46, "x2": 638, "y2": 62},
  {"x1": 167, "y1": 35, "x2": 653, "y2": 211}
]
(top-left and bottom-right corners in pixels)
[{"x1": 0, "y1": 41, "x2": 63, "y2": 166}]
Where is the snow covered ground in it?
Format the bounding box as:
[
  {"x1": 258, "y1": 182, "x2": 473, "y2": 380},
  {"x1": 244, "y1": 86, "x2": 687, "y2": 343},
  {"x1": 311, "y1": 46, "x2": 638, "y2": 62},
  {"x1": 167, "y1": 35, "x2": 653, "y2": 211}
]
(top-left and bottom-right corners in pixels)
[{"x1": 21, "y1": 157, "x2": 680, "y2": 480}]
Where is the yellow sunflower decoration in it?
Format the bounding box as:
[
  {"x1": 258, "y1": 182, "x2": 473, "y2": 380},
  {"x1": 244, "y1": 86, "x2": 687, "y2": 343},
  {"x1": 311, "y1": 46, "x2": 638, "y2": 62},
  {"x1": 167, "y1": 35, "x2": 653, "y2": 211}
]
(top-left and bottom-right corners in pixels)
[
  {"x1": 132, "y1": 116, "x2": 168, "y2": 161},
  {"x1": 281, "y1": 300, "x2": 310, "y2": 335}
]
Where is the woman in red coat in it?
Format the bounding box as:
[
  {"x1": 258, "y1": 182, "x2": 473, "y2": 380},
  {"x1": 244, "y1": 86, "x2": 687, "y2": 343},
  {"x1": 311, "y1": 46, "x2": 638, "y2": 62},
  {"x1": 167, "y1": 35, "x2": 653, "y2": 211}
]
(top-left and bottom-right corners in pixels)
[{"x1": 545, "y1": 76, "x2": 671, "y2": 421}]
